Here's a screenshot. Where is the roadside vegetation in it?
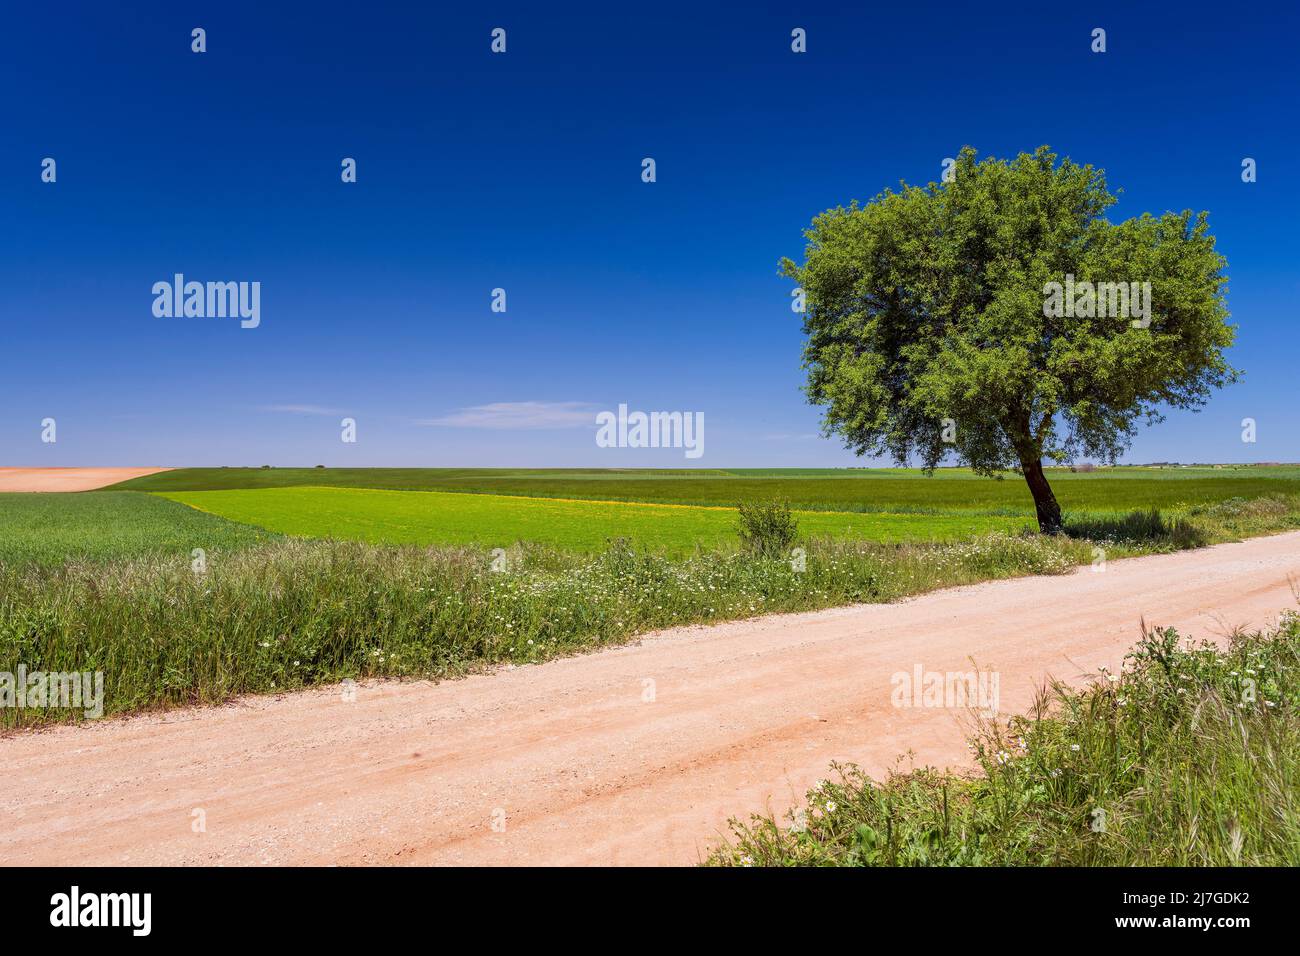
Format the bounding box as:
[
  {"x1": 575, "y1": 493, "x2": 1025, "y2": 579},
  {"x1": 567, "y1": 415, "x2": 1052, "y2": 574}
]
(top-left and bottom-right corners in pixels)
[
  {"x1": 709, "y1": 612, "x2": 1300, "y2": 866},
  {"x1": 2, "y1": 491, "x2": 1297, "y2": 728},
  {"x1": 736, "y1": 499, "x2": 799, "y2": 556},
  {"x1": 0, "y1": 532, "x2": 1090, "y2": 728}
]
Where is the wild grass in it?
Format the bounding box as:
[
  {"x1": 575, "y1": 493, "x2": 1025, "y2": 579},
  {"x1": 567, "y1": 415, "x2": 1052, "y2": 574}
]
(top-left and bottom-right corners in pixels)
[
  {"x1": 1, "y1": 531, "x2": 1096, "y2": 728},
  {"x1": 708, "y1": 613, "x2": 1300, "y2": 866}
]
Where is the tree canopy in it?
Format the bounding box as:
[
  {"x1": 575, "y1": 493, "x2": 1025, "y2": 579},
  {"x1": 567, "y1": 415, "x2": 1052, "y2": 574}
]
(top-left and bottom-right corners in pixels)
[{"x1": 784, "y1": 146, "x2": 1237, "y2": 532}]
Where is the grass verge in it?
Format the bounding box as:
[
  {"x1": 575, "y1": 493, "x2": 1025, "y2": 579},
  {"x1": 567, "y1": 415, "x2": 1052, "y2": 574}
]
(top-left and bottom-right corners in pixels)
[{"x1": 1, "y1": 532, "x2": 1092, "y2": 728}]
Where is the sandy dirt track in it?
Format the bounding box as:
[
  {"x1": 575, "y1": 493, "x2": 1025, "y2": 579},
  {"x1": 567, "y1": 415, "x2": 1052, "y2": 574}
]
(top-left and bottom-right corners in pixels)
[
  {"x1": 0, "y1": 467, "x2": 171, "y2": 492},
  {"x1": 2, "y1": 531, "x2": 1298, "y2": 867}
]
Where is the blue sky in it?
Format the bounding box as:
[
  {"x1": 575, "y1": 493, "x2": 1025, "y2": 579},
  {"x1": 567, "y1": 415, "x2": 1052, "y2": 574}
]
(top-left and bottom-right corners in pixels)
[{"x1": 3, "y1": 1, "x2": 1296, "y2": 467}]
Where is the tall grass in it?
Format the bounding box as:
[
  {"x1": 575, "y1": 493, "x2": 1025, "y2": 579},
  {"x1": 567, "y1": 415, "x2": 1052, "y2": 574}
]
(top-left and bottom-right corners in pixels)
[
  {"x1": 709, "y1": 613, "x2": 1300, "y2": 866},
  {"x1": 1, "y1": 532, "x2": 1092, "y2": 728}
]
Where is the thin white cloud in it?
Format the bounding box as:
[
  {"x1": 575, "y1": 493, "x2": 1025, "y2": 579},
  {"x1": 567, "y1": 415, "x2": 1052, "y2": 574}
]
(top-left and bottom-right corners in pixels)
[
  {"x1": 260, "y1": 404, "x2": 345, "y2": 416},
  {"x1": 416, "y1": 401, "x2": 599, "y2": 430}
]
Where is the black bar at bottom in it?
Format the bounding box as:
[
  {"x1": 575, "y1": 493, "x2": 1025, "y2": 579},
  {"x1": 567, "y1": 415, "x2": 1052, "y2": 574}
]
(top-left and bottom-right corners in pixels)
[{"x1": 0, "y1": 865, "x2": 1277, "y2": 939}]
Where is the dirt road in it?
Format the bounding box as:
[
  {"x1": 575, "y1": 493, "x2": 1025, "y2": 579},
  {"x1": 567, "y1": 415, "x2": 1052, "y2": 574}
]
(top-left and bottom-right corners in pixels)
[
  {"x1": 0, "y1": 467, "x2": 171, "y2": 492},
  {"x1": 3, "y1": 531, "x2": 1298, "y2": 866}
]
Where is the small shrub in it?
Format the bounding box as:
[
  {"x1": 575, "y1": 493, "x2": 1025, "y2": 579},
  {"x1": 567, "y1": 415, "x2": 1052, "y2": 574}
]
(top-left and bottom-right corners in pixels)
[{"x1": 736, "y1": 500, "x2": 799, "y2": 557}]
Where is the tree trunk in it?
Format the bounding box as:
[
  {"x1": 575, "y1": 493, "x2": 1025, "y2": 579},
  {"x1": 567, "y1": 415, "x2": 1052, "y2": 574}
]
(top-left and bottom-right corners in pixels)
[{"x1": 1021, "y1": 457, "x2": 1063, "y2": 534}]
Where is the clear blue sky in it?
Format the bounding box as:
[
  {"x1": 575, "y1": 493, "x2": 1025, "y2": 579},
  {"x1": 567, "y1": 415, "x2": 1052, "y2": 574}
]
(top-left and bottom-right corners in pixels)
[{"x1": 3, "y1": 1, "x2": 1296, "y2": 467}]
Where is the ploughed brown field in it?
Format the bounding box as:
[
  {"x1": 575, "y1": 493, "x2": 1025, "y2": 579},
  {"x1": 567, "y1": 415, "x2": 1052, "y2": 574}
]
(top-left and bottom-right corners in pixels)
[{"x1": 0, "y1": 467, "x2": 171, "y2": 492}]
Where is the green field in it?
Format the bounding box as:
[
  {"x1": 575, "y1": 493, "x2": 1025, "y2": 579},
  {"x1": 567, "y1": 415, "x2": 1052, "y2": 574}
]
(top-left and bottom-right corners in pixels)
[
  {"x1": 0, "y1": 491, "x2": 274, "y2": 566},
  {"x1": 131, "y1": 466, "x2": 1300, "y2": 556},
  {"x1": 158, "y1": 486, "x2": 1032, "y2": 553},
  {"x1": 2, "y1": 466, "x2": 1295, "y2": 566},
  {"x1": 114, "y1": 465, "x2": 1300, "y2": 516}
]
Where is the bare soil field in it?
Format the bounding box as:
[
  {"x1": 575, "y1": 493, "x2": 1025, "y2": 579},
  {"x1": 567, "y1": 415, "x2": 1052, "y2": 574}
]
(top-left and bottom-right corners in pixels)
[
  {"x1": 0, "y1": 467, "x2": 171, "y2": 492},
  {"x1": 2, "y1": 531, "x2": 1297, "y2": 867}
]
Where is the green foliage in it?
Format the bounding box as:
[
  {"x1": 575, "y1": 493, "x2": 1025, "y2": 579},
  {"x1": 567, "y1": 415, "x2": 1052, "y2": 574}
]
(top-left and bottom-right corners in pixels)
[
  {"x1": 783, "y1": 146, "x2": 1238, "y2": 529},
  {"x1": 711, "y1": 614, "x2": 1300, "y2": 867},
  {"x1": 736, "y1": 499, "x2": 799, "y2": 556}
]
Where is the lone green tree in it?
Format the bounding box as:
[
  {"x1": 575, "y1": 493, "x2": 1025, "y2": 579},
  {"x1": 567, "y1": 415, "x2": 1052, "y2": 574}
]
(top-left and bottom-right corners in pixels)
[{"x1": 784, "y1": 146, "x2": 1237, "y2": 533}]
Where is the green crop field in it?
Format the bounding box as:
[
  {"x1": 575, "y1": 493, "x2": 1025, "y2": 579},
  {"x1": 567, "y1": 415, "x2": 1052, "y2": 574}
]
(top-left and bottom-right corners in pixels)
[
  {"x1": 3, "y1": 466, "x2": 1295, "y2": 567},
  {"x1": 113, "y1": 465, "x2": 1300, "y2": 516},
  {"x1": 109, "y1": 465, "x2": 1300, "y2": 557},
  {"x1": 0, "y1": 491, "x2": 274, "y2": 566},
  {"x1": 158, "y1": 486, "x2": 1032, "y2": 553}
]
